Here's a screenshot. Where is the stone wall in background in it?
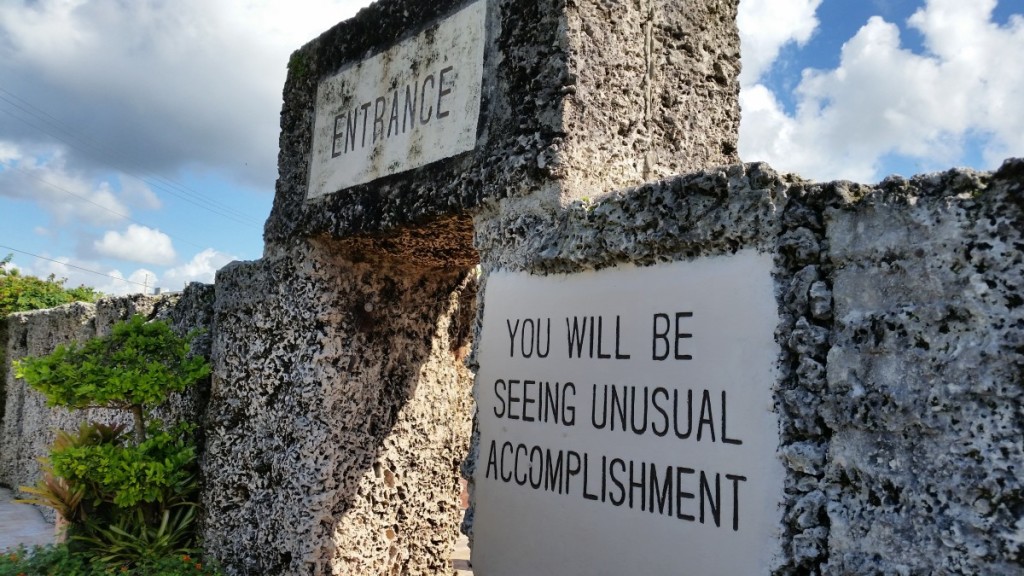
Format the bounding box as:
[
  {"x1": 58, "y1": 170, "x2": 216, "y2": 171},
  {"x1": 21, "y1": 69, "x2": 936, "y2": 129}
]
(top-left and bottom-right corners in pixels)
[{"x1": 0, "y1": 285, "x2": 215, "y2": 520}]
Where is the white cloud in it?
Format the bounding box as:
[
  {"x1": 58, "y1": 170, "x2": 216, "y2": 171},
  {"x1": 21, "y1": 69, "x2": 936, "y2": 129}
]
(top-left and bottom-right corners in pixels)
[
  {"x1": 739, "y1": 0, "x2": 1024, "y2": 182},
  {"x1": 0, "y1": 0, "x2": 366, "y2": 189},
  {"x1": 0, "y1": 149, "x2": 131, "y2": 226},
  {"x1": 160, "y1": 248, "x2": 236, "y2": 291},
  {"x1": 907, "y1": 0, "x2": 1024, "y2": 167},
  {"x1": 119, "y1": 177, "x2": 162, "y2": 210},
  {"x1": 18, "y1": 253, "x2": 154, "y2": 297},
  {"x1": 94, "y1": 268, "x2": 158, "y2": 297},
  {"x1": 738, "y1": 0, "x2": 823, "y2": 86},
  {"x1": 20, "y1": 255, "x2": 70, "y2": 282},
  {"x1": 0, "y1": 141, "x2": 20, "y2": 164},
  {"x1": 0, "y1": 1, "x2": 363, "y2": 276},
  {"x1": 115, "y1": 268, "x2": 158, "y2": 296},
  {"x1": 81, "y1": 248, "x2": 235, "y2": 296},
  {"x1": 94, "y1": 224, "x2": 176, "y2": 266}
]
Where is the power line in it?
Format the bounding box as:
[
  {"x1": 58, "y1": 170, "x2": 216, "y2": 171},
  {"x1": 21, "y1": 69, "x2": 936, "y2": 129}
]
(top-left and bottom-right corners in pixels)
[
  {"x1": 10, "y1": 165, "x2": 209, "y2": 252},
  {"x1": 0, "y1": 89, "x2": 261, "y2": 223},
  {"x1": 0, "y1": 88, "x2": 264, "y2": 228},
  {"x1": 0, "y1": 244, "x2": 151, "y2": 289},
  {"x1": 11, "y1": 166, "x2": 134, "y2": 220},
  {"x1": 0, "y1": 104, "x2": 262, "y2": 228}
]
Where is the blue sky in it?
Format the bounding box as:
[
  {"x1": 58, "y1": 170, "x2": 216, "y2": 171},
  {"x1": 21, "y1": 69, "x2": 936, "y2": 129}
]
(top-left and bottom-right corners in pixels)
[{"x1": 1, "y1": 0, "x2": 1021, "y2": 294}]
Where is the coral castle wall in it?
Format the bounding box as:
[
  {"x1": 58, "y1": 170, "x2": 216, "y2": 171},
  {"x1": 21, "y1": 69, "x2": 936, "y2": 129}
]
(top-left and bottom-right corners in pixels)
[
  {"x1": 0, "y1": 286, "x2": 215, "y2": 520},
  {"x1": 3, "y1": 162, "x2": 1019, "y2": 575},
  {"x1": 1, "y1": 0, "x2": 1022, "y2": 573},
  {"x1": 200, "y1": 243, "x2": 475, "y2": 574},
  {"x1": 466, "y1": 160, "x2": 1023, "y2": 575}
]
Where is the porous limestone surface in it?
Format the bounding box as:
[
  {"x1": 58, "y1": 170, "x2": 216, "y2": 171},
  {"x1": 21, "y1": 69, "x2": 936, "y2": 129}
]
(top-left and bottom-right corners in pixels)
[
  {"x1": 561, "y1": 0, "x2": 739, "y2": 196},
  {"x1": 1, "y1": 301, "x2": 101, "y2": 505},
  {"x1": 467, "y1": 160, "x2": 1023, "y2": 574},
  {"x1": 468, "y1": 162, "x2": 822, "y2": 574},
  {"x1": 2, "y1": 159, "x2": 1020, "y2": 575},
  {"x1": 820, "y1": 163, "x2": 1024, "y2": 575},
  {"x1": 202, "y1": 240, "x2": 475, "y2": 575},
  {"x1": 0, "y1": 287, "x2": 215, "y2": 520},
  {"x1": 0, "y1": 318, "x2": 9, "y2": 443},
  {"x1": 264, "y1": 0, "x2": 739, "y2": 257}
]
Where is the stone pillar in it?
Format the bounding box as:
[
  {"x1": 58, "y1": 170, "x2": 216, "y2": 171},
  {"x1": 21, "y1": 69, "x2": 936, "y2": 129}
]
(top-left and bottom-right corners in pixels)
[
  {"x1": 263, "y1": 0, "x2": 739, "y2": 251},
  {"x1": 201, "y1": 0, "x2": 740, "y2": 573},
  {"x1": 202, "y1": 245, "x2": 475, "y2": 574}
]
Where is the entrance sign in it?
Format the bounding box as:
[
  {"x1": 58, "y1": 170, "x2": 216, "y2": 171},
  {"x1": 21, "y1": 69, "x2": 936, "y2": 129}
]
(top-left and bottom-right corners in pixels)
[
  {"x1": 308, "y1": 1, "x2": 486, "y2": 199},
  {"x1": 474, "y1": 251, "x2": 785, "y2": 575}
]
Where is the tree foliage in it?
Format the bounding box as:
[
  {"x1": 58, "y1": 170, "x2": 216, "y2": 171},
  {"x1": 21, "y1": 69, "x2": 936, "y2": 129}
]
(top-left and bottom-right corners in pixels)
[
  {"x1": 0, "y1": 254, "x2": 100, "y2": 317},
  {"x1": 15, "y1": 315, "x2": 210, "y2": 443},
  {"x1": 12, "y1": 315, "x2": 212, "y2": 570},
  {"x1": 50, "y1": 422, "x2": 196, "y2": 509}
]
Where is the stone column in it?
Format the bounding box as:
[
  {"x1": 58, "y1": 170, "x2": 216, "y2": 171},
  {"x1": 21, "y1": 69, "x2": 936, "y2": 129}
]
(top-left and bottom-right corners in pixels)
[{"x1": 201, "y1": 0, "x2": 740, "y2": 573}]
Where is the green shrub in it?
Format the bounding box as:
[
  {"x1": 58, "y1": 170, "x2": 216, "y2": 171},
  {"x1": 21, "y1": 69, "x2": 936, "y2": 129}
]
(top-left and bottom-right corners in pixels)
[
  {"x1": 12, "y1": 315, "x2": 211, "y2": 571},
  {"x1": 0, "y1": 255, "x2": 99, "y2": 318},
  {"x1": 49, "y1": 422, "x2": 196, "y2": 509},
  {"x1": 15, "y1": 315, "x2": 209, "y2": 443},
  {"x1": 0, "y1": 544, "x2": 224, "y2": 575},
  {"x1": 0, "y1": 543, "x2": 94, "y2": 576}
]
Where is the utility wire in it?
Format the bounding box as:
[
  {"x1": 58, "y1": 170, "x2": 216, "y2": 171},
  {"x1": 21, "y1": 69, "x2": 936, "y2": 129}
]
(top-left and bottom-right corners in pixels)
[
  {"x1": 10, "y1": 165, "x2": 209, "y2": 252},
  {"x1": 0, "y1": 244, "x2": 151, "y2": 289},
  {"x1": 0, "y1": 104, "x2": 262, "y2": 228},
  {"x1": 0, "y1": 89, "x2": 264, "y2": 228},
  {"x1": 0, "y1": 89, "x2": 258, "y2": 222}
]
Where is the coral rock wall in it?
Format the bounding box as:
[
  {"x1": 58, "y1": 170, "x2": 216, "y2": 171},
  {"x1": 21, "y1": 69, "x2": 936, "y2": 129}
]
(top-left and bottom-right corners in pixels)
[
  {"x1": 201, "y1": 241, "x2": 475, "y2": 575},
  {"x1": 820, "y1": 164, "x2": 1024, "y2": 574},
  {"x1": 467, "y1": 159, "x2": 1023, "y2": 574},
  {"x1": 2, "y1": 0, "x2": 1021, "y2": 570},
  {"x1": 1, "y1": 163, "x2": 1020, "y2": 574},
  {"x1": 0, "y1": 286, "x2": 215, "y2": 520}
]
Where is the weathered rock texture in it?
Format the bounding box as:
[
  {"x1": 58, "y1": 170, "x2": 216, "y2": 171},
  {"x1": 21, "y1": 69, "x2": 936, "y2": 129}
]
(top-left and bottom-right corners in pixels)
[
  {"x1": 3, "y1": 0, "x2": 1020, "y2": 573},
  {"x1": 0, "y1": 317, "x2": 8, "y2": 438},
  {"x1": 239, "y1": 2, "x2": 738, "y2": 572},
  {"x1": 467, "y1": 159, "x2": 1024, "y2": 574},
  {"x1": 202, "y1": 242, "x2": 475, "y2": 575},
  {"x1": 3, "y1": 161, "x2": 1019, "y2": 576},
  {"x1": 820, "y1": 164, "x2": 1024, "y2": 575},
  {"x1": 265, "y1": 0, "x2": 739, "y2": 260},
  {"x1": 0, "y1": 286, "x2": 215, "y2": 520}
]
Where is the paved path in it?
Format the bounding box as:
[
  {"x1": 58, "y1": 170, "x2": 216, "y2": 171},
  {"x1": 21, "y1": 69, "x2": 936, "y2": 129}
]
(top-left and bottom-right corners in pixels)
[
  {"x1": 0, "y1": 487, "x2": 54, "y2": 553},
  {"x1": 452, "y1": 534, "x2": 473, "y2": 574}
]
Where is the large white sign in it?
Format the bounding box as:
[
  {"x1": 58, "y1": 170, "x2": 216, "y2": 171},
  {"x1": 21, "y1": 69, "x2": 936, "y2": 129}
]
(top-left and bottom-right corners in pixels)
[
  {"x1": 307, "y1": 1, "x2": 485, "y2": 199},
  {"x1": 474, "y1": 251, "x2": 786, "y2": 576}
]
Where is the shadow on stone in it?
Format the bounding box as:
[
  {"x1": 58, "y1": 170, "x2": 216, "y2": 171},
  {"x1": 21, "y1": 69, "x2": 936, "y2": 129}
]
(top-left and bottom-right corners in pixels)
[{"x1": 200, "y1": 236, "x2": 477, "y2": 574}]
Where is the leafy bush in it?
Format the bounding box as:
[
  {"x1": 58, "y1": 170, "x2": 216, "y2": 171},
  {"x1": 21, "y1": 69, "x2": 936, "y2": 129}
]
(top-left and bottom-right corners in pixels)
[
  {"x1": 0, "y1": 255, "x2": 99, "y2": 318},
  {"x1": 49, "y1": 422, "x2": 196, "y2": 509},
  {"x1": 13, "y1": 315, "x2": 211, "y2": 571},
  {"x1": 0, "y1": 543, "x2": 94, "y2": 576},
  {"x1": 15, "y1": 315, "x2": 210, "y2": 443},
  {"x1": 0, "y1": 544, "x2": 223, "y2": 575}
]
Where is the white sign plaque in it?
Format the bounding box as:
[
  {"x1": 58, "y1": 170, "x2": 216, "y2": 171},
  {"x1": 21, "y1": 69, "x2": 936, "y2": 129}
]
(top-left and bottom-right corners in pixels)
[
  {"x1": 307, "y1": 1, "x2": 485, "y2": 199},
  {"x1": 474, "y1": 251, "x2": 786, "y2": 576}
]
